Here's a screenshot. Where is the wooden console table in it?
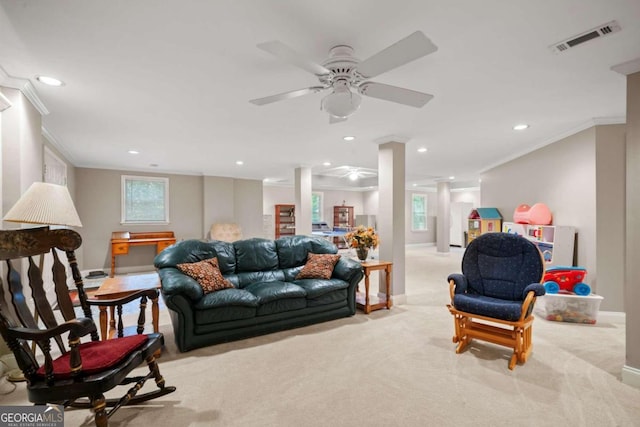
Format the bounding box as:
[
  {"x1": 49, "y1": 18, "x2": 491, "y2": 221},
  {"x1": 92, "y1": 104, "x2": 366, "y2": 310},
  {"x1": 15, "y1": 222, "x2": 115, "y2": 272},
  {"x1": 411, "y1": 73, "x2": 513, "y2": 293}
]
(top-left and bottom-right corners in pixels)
[
  {"x1": 110, "y1": 231, "x2": 176, "y2": 277},
  {"x1": 356, "y1": 260, "x2": 393, "y2": 314}
]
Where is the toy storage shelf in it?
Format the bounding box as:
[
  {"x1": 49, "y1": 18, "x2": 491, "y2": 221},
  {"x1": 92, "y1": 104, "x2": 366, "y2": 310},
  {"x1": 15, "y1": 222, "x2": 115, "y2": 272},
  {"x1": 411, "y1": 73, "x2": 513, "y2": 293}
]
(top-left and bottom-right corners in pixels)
[{"x1": 502, "y1": 222, "x2": 575, "y2": 266}]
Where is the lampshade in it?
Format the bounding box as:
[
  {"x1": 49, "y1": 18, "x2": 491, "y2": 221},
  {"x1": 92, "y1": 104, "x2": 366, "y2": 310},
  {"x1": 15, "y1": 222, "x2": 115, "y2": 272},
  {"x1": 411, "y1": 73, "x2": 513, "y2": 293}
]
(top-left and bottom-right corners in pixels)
[
  {"x1": 3, "y1": 182, "x2": 82, "y2": 227},
  {"x1": 321, "y1": 85, "x2": 362, "y2": 119}
]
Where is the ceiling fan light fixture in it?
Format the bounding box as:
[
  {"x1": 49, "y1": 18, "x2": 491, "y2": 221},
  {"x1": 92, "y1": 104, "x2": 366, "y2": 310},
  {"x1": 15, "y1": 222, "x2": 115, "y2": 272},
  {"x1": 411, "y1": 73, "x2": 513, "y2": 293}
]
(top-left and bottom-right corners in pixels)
[{"x1": 322, "y1": 86, "x2": 362, "y2": 119}]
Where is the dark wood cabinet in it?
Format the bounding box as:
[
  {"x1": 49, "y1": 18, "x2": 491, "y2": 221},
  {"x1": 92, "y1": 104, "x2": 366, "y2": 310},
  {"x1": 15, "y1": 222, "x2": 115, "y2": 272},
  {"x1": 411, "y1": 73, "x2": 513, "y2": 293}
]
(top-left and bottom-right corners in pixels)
[
  {"x1": 275, "y1": 204, "x2": 295, "y2": 238},
  {"x1": 333, "y1": 206, "x2": 354, "y2": 248},
  {"x1": 333, "y1": 205, "x2": 354, "y2": 228}
]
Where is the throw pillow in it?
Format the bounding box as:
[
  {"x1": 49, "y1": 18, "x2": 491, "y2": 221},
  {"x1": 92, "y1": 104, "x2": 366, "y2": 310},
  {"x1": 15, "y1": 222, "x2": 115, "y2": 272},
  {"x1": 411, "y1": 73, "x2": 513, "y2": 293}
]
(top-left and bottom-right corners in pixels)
[
  {"x1": 295, "y1": 253, "x2": 341, "y2": 280},
  {"x1": 177, "y1": 257, "x2": 234, "y2": 294}
]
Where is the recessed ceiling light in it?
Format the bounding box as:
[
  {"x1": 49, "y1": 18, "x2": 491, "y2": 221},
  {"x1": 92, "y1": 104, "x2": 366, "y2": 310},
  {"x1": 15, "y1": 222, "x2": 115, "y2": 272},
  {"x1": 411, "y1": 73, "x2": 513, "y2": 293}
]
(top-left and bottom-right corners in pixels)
[
  {"x1": 412, "y1": 183, "x2": 418, "y2": 187},
  {"x1": 236, "y1": 160, "x2": 244, "y2": 165},
  {"x1": 323, "y1": 162, "x2": 331, "y2": 166},
  {"x1": 343, "y1": 136, "x2": 355, "y2": 141},
  {"x1": 417, "y1": 147, "x2": 428, "y2": 153},
  {"x1": 128, "y1": 150, "x2": 139, "y2": 154},
  {"x1": 513, "y1": 124, "x2": 529, "y2": 131},
  {"x1": 348, "y1": 171, "x2": 359, "y2": 181},
  {"x1": 36, "y1": 75, "x2": 64, "y2": 87},
  {"x1": 449, "y1": 176, "x2": 455, "y2": 180}
]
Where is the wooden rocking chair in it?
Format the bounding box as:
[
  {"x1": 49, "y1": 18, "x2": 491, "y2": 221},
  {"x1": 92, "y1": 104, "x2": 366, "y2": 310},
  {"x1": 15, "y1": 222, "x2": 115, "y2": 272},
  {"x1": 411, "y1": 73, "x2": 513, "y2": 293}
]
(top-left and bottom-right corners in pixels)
[
  {"x1": 0, "y1": 227, "x2": 176, "y2": 426},
  {"x1": 447, "y1": 232, "x2": 546, "y2": 370}
]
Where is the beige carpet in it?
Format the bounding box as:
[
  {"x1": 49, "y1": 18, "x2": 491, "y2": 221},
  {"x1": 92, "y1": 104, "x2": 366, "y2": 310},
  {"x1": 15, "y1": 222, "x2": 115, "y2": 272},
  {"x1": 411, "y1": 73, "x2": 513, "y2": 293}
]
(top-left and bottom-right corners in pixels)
[{"x1": 2, "y1": 246, "x2": 639, "y2": 426}]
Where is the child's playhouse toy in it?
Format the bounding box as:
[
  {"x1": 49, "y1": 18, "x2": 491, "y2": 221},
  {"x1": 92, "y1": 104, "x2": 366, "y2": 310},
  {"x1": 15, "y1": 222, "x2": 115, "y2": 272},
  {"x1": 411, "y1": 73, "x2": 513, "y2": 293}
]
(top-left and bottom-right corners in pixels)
[{"x1": 542, "y1": 266, "x2": 591, "y2": 296}]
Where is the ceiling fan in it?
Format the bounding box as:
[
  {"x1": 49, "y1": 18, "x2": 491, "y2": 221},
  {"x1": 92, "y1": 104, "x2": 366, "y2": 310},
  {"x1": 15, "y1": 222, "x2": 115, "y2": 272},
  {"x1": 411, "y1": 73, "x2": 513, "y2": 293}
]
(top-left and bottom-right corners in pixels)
[{"x1": 249, "y1": 31, "x2": 437, "y2": 122}]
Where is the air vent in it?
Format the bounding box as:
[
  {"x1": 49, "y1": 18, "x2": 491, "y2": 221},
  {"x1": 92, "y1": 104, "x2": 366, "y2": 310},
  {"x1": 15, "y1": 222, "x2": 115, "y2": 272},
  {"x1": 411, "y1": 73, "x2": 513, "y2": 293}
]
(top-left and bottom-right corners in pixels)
[{"x1": 549, "y1": 20, "x2": 621, "y2": 54}]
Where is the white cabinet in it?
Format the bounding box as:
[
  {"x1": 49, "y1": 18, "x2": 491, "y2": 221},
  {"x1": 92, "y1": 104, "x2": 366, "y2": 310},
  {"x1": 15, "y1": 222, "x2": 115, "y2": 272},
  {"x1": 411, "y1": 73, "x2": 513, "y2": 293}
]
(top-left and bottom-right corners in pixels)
[{"x1": 502, "y1": 222, "x2": 575, "y2": 266}]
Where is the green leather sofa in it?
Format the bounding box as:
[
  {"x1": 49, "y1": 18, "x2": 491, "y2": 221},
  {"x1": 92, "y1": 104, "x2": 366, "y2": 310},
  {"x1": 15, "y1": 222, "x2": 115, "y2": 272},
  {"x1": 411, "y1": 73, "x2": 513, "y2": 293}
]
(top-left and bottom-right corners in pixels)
[{"x1": 154, "y1": 235, "x2": 364, "y2": 352}]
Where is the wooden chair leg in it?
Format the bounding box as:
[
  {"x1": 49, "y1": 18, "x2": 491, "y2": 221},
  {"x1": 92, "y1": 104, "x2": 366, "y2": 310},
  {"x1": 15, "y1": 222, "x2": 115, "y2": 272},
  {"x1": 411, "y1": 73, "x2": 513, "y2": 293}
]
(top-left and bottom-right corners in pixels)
[
  {"x1": 146, "y1": 355, "x2": 166, "y2": 389},
  {"x1": 91, "y1": 394, "x2": 108, "y2": 427}
]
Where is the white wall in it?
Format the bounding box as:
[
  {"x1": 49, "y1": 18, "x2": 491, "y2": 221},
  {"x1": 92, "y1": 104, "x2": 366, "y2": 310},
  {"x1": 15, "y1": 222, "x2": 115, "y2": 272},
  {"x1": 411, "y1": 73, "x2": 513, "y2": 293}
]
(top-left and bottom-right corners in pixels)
[{"x1": 481, "y1": 125, "x2": 624, "y2": 311}]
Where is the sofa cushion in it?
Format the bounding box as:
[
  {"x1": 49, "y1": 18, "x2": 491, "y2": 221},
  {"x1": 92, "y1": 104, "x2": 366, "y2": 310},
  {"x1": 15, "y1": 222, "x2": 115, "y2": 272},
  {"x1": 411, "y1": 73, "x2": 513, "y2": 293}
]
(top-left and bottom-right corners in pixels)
[
  {"x1": 154, "y1": 239, "x2": 218, "y2": 268},
  {"x1": 195, "y1": 288, "x2": 259, "y2": 309},
  {"x1": 243, "y1": 281, "x2": 307, "y2": 303},
  {"x1": 257, "y1": 298, "x2": 307, "y2": 316},
  {"x1": 306, "y1": 289, "x2": 349, "y2": 307},
  {"x1": 234, "y1": 238, "x2": 279, "y2": 272},
  {"x1": 296, "y1": 253, "x2": 341, "y2": 280},
  {"x1": 176, "y1": 257, "x2": 234, "y2": 294},
  {"x1": 194, "y1": 288, "x2": 256, "y2": 324},
  {"x1": 453, "y1": 294, "x2": 523, "y2": 322},
  {"x1": 276, "y1": 236, "x2": 338, "y2": 269},
  {"x1": 236, "y1": 270, "x2": 286, "y2": 289},
  {"x1": 209, "y1": 240, "x2": 236, "y2": 274},
  {"x1": 195, "y1": 305, "x2": 256, "y2": 325},
  {"x1": 292, "y1": 278, "x2": 349, "y2": 299}
]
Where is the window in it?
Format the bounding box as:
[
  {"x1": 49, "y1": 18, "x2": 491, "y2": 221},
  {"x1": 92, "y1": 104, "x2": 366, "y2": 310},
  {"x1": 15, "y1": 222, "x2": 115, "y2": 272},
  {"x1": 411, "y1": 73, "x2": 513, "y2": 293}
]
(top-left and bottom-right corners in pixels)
[
  {"x1": 121, "y1": 175, "x2": 169, "y2": 224},
  {"x1": 311, "y1": 192, "x2": 323, "y2": 223},
  {"x1": 411, "y1": 194, "x2": 428, "y2": 231}
]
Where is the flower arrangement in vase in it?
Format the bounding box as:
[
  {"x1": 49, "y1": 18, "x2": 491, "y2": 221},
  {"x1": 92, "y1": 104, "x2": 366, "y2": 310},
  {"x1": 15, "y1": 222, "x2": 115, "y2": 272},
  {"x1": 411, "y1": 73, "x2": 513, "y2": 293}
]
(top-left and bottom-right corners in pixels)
[{"x1": 345, "y1": 226, "x2": 379, "y2": 261}]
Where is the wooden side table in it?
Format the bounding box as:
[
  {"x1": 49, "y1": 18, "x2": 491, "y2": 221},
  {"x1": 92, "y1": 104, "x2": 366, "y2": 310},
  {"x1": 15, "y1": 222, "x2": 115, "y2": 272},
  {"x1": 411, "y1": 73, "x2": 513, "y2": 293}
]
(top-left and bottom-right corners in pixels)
[
  {"x1": 92, "y1": 273, "x2": 161, "y2": 340},
  {"x1": 356, "y1": 260, "x2": 393, "y2": 314}
]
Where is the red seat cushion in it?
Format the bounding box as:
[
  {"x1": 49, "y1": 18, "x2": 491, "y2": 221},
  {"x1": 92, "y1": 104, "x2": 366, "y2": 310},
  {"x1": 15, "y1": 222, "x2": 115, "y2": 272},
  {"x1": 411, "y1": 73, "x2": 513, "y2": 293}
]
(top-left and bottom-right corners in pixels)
[{"x1": 36, "y1": 334, "x2": 148, "y2": 379}]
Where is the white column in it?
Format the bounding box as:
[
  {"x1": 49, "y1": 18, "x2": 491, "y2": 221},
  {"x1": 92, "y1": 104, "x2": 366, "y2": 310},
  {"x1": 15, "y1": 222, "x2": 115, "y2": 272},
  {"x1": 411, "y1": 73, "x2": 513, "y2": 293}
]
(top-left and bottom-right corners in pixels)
[
  {"x1": 436, "y1": 180, "x2": 451, "y2": 253},
  {"x1": 294, "y1": 166, "x2": 312, "y2": 236},
  {"x1": 616, "y1": 63, "x2": 640, "y2": 389},
  {"x1": 377, "y1": 137, "x2": 406, "y2": 303}
]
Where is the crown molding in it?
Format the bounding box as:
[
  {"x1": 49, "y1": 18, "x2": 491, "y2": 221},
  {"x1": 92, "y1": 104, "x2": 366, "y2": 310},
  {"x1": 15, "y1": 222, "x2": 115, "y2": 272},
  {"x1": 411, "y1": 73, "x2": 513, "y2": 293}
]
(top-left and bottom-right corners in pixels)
[
  {"x1": 611, "y1": 58, "x2": 640, "y2": 76},
  {"x1": 479, "y1": 117, "x2": 625, "y2": 174},
  {"x1": 0, "y1": 65, "x2": 49, "y2": 115},
  {"x1": 42, "y1": 126, "x2": 75, "y2": 164},
  {"x1": 0, "y1": 91, "x2": 11, "y2": 111},
  {"x1": 373, "y1": 135, "x2": 410, "y2": 145}
]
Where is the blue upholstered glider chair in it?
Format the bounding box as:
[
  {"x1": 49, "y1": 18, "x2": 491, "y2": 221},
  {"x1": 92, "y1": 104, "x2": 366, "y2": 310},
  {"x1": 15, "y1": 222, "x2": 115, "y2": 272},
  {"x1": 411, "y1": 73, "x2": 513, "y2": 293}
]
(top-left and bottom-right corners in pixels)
[{"x1": 447, "y1": 232, "x2": 546, "y2": 370}]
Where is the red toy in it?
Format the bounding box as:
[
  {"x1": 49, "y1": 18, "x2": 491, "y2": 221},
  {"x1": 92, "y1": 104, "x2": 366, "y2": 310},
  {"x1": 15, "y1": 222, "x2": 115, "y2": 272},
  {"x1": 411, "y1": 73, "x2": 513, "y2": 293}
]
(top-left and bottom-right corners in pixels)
[{"x1": 543, "y1": 266, "x2": 591, "y2": 296}]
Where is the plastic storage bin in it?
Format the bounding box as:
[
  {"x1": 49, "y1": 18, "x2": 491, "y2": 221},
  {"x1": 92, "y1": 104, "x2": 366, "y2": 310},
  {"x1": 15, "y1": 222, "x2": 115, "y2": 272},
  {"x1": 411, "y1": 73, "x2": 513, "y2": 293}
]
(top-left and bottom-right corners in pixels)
[{"x1": 535, "y1": 293, "x2": 604, "y2": 324}]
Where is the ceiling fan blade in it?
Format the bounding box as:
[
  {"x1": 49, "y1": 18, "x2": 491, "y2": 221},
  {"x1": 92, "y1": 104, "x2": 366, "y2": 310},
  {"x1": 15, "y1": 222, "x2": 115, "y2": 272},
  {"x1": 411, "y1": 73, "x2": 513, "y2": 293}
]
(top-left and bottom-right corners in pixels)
[
  {"x1": 329, "y1": 115, "x2": 347, "y2": 124},
  {"x1": 257, "y1": 41, "x2": 331, "y2": 76},
  {"x1": 250, "y1": 86, "x2": 326, "y2": 106},
  {"x1": 359, "y1": 82, "x2": 433, "y2": 108},
  {"x1": 356, "y1": 31, "x2": 437, "y2": 79}
]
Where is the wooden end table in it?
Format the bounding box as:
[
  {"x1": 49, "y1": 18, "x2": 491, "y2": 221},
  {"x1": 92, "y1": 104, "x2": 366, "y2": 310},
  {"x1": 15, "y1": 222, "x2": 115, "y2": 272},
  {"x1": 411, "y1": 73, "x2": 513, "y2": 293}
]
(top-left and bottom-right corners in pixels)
[
  {"x1": 92, "y1": 273, "x2": 161, "y2": 340},
  {"x1": 356, "y1": 260, "x2": 393, "y2": 314}
]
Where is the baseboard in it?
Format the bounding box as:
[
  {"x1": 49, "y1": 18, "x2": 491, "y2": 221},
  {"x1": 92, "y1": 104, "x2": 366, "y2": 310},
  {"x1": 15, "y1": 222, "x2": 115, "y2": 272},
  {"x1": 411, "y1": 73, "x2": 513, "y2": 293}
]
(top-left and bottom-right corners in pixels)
[
  {"x1": 378, "y1": 292, "x2": 406, "y2": 305},
  {"x1": 406, "y1": 242, "x2": 436, "y2": 248},
  {"x1": 622, "y1": 365, "x2": 640, "y2": 389}
]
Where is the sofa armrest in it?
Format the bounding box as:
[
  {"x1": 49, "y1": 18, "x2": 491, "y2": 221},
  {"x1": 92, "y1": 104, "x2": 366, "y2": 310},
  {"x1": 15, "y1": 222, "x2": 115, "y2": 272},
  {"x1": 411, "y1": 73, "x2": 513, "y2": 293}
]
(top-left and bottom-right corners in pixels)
[
  {"x1": 523, "y1": 283, "x2": 546, "y2": 299},
  {"x1": 158, "y1": 267, "x2": 204, "y2": 302},
  {"x1": 333, "y1": 257, "x2": 364, "y2": 286},
  {"x1": 447, "y1": 273, "x2": 468, "y2": 294}
]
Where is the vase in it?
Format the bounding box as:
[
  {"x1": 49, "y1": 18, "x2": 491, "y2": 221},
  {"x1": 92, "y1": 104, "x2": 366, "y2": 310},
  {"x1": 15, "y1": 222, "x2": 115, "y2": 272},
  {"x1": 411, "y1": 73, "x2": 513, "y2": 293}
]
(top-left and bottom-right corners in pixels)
[{"x1": 356, "y1": 246, "x2": 369, "y2": 261}]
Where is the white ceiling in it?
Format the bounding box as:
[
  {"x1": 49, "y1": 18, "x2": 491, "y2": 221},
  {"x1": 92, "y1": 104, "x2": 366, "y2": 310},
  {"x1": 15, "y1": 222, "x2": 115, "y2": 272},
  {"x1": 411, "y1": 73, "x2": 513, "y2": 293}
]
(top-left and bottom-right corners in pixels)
[{"x1": 1, "y1": 1, "x2": 639, "y2": 190}]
